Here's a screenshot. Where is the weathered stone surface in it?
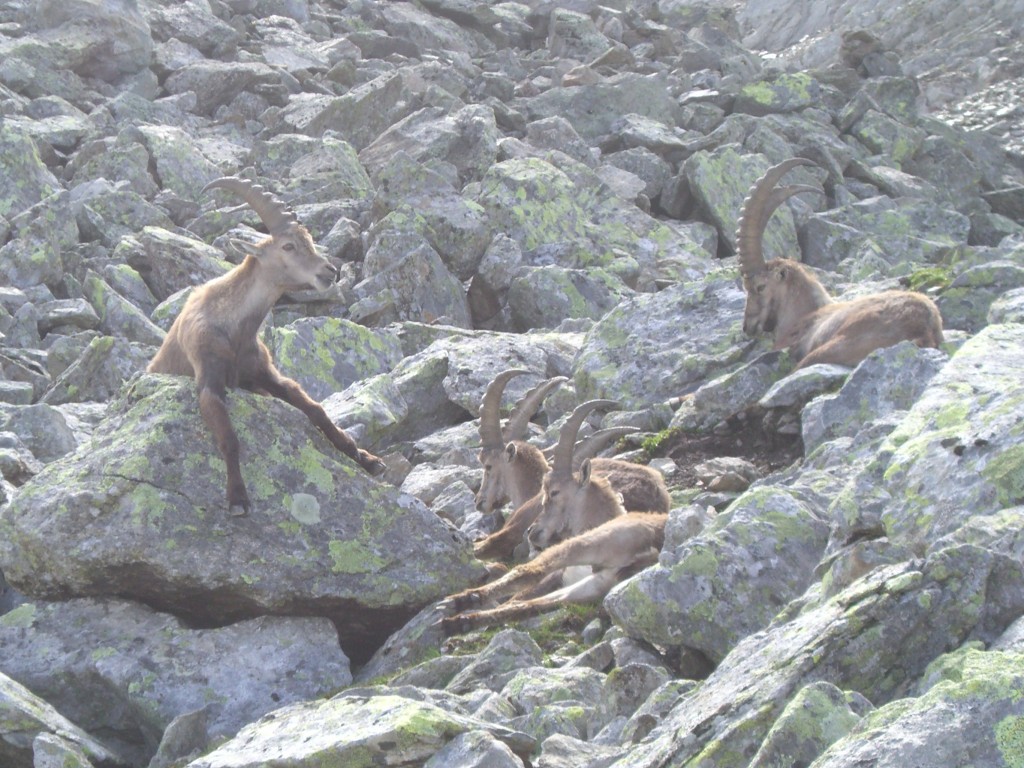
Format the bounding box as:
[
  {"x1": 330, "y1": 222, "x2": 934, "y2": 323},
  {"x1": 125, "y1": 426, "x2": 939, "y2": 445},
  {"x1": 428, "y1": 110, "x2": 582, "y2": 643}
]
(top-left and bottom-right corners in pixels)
[
  {"x1": 602, "y1": 545, "x2": 1024, "y2": 767},
  {"x1": 878, "y1": 324, "x2": 1024, "y2": 549},
  {"x1": 606, "y1": 486, "x2": 829, "y2": 662},
  {"x1": 813, "y1": 647, "x2": 1024, "y2": 768},
  {"x1": 0, "y1": 599, "x2": 351, "y2": 765},
  {"x1": 0, "y1": 375, "x2": 484, "y2": 655},
  {"x1": 573, "y1": 274, "x2": 753, "y2": 410},
  {"x1": 188, "y1": 693, "x2": 534, "y2": 768},
  {"x1": 0, "y1": 670, "x2": 122, "y2": 768}
]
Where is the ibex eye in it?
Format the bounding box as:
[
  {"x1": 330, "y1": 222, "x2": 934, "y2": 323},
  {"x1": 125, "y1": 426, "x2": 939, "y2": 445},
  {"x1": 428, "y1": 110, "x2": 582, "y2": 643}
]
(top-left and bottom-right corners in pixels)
[{"x1": 283, "y1": 242, "x2": 295, "y2": 251}]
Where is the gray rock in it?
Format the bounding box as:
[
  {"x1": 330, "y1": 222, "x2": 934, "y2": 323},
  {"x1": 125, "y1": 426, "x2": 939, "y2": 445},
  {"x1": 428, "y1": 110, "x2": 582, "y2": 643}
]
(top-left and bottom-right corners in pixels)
[
  {"x1": 423, "y1": 730, "x2": 525, "y2": 768},
  {"x1": 606, "y1": 486, "x2": 829, "y2": 662},
  {"x1": 0, "y1": 670, "x2": 123, "y2": 768},
  {"x1": 574, "y1": 274, "x2": 754, "y2": 410},
  {"x1": 189, "y1": 692, "x2": 534, "y2": 768},
  {"x1": 801, "y1": 341, "x2": 947, "y2": 453},
  {"x1": 813, "y1": 647, "x2": 1024, "y2": 768},
  {"x1": 878, "y1": 324, "x2": 1024, "y2": 549},
  {"x1": 0, "y1": 375, "x2": 485, "y2": 654},
  {"x1": 0, "y1": 599, "x2": 351, "y2": 766}
]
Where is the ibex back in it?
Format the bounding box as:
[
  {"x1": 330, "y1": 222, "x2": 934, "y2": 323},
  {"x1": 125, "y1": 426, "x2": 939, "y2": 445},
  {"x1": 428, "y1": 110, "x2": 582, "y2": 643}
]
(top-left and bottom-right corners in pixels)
[{"x1": 148, "y1": 177, "x2": 384, "y2": 515}]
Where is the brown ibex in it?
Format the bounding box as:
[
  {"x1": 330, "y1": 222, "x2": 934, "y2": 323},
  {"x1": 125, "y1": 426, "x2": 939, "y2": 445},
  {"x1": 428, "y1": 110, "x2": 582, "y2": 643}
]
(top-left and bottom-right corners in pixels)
[
  {"x1": 738, "y1": 158, "x2": 944, "y2": 369},
  {"x1": 148, "y1": 177, "x2": 384, "y2": 516},
  {"x1": 475, "y1": 369, "x2": 567, "y2": 515},
  {"x1": 443, "y1": 511, "x2": 667, "y2": 634},
  {"x1": 473, "y1": 378, "x2": 671, "y2": 561},
  {"x1": 526, "y1": 399, "x2": 669, "y2": 551},
  {"x1": 442, "y1": 400, "x2": 675, "y2": 633}
]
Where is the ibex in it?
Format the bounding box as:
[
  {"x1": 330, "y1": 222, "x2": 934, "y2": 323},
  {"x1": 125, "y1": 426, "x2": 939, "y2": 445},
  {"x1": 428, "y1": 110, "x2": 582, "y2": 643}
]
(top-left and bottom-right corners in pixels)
[
  {"x1": 443, "y1": 511, "x2": 667, "y2": 634},
  {"x1": 442, "y1": 400, "x2": 675, "y2": 634},
  {"x1": 148, "y1": 177, "x2": 384, "y2": 516},
  {"x1": 526, "y1": 399, "x2": 669, "y2": 551},
  {"x1": 738, "y1": 158, "x2": 944, "y2": 369},
  {"x1": 473, "y1": 375, "x2": 671, "y2": 560}
]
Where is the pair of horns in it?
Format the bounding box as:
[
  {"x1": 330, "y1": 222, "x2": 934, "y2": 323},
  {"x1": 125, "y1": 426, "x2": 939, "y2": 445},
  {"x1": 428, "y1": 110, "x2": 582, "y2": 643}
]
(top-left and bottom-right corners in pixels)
[
  {"x1": 736, "y1": 158, "x2": 823, "y2": 277},
  {"x1": 478, "y1": 372, "x2": 634, "y2": 468},
  {"x1": 478, "y1": 369, "x2": 568, "y2": 450},
  {"x1": 203, "y1": 177, "x2": 299, "y2": 236}
]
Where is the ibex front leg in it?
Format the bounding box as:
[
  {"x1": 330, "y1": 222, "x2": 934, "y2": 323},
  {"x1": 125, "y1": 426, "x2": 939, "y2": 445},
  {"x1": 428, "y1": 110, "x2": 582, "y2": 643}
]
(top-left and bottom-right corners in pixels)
[
  {"x1": 196, "y1": 362, "x2": 250, "y2": 516},
  {"x1": 248, "y1": 360, "x2": 385, "y2": 475}
]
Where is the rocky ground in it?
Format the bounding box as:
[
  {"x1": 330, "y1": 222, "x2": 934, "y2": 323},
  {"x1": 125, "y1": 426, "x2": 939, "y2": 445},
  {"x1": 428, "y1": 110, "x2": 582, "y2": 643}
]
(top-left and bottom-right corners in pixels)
[{"x1": 2, "y1": 1, "x2": 1024, "y2": 767}]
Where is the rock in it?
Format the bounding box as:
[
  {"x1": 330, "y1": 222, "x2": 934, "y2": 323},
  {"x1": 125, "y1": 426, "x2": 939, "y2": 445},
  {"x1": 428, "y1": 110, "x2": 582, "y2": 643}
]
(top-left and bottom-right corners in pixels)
[
  {"x1": 748, "y1": 681, "x2": 873, "y2": 768},
  {"x1": 813, "y1": 647, "x2": 1024, "y2": 767},
  {"x1": 0, "y1": 670, "x2": 123, "y2": 768},
  {"x1": 606, "y1": 486, "x2": 829, "y2": 662},
  {"x1": 878, "y1": 324, "x2": 1024, "y2": 549},
  {"x1": 801, "y1": 341, "x2": 948, "y2": 453},
  {"x1": 188, "y1": 693, "x2": 535, "y2": 768},
  {"x1": 0, "y1": 599, "x2": 351, "y2": 766},
  {"x1": 601, "y1": 545, "x2": 1024, "y2": 767},
  {"x1": 574, "y1": 275, "x2": 752, "y2": 410},
  {"x1": 0, "y1": 375, "x2": 485, "y2": 657}
]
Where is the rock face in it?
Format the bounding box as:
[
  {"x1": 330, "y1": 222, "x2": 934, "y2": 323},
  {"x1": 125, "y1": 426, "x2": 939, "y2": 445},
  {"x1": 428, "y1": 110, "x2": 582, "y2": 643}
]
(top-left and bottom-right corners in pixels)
[
  {"x1": 0, "y1": 375, "x2": 484, "y2": 656},
  {"x1": 1, "y1": 0, "x2": 1024, "y2": 766}
]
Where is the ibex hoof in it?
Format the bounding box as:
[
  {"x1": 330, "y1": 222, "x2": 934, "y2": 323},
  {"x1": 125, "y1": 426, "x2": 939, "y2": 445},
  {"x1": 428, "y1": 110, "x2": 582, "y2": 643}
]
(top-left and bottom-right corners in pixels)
[
  {"x1": 228, "y1": 502, "x2": 250, "y2": 517},
  {"x1": 359, "y1": 451, "x2": 387, "y2": 476},
  {"x1": 447, "y1": 590, "x2": 484, "y2": 613},
  {"x1": 440, "y1": 614, "x2": 475, "y2": 636}
]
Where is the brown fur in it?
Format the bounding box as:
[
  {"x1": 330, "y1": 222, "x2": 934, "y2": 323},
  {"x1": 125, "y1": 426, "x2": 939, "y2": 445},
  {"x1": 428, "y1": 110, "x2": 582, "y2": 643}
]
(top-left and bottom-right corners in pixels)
[
  {"x1": 444, "y1": 513, "x2": 667, "y2": 633},
  {"x1": 149, "y1": 183, "x2": 382, "y2": 515},
  {"x1": 738, "y1": 160, "x2": 944, "y2": 370}
]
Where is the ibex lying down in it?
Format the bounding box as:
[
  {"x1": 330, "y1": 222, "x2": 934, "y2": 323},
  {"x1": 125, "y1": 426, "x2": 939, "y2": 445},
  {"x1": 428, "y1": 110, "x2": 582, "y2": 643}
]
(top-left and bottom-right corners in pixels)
[
  {"x1": 473, "y1": 376, "x2": 671, "y2": 560},
  {"x1": 738, "y1": 158, "x2": 944, "y2": 369},
  {"x1": 443, "y1": 512, "x2": 667, "y2": 634},
  {"x1": 444, "y1": 400, "x2": 674, "y2": 633},
  {"x1": 148, "y1": 177, "x2": 384, "y2": 515}
]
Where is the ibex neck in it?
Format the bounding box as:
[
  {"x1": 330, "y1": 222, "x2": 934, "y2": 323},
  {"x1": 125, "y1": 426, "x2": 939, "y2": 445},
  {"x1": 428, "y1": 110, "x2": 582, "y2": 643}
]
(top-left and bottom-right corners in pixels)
[{"x1": 210, "y1": 256, "x2": 284, "y2": 337}]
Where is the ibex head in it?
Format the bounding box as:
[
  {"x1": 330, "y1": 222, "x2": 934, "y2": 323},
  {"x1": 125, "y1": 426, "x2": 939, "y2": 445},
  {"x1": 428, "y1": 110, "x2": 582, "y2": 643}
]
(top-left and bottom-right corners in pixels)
[
  {"x1": 475, "y1": 370, "x2": 567, "y2": 513},
  {"x1": 528, "y1": 399, "x2": 626, "y2": 550},
  {"x1": 736, "y1": 158, "x2": 826, "y2": 338},
  {"x1": 204, "y1": 177, "x2": 338, "y2": 293}
]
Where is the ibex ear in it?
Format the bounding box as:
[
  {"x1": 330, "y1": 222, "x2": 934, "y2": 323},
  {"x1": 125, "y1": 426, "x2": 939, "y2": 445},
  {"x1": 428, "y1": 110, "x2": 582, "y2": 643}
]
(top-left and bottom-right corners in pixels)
[
  {"x1": 775, "y1": 266, "x2": 788, "y2": 281},
  {"x1": 580, "y1": 458, "x2": 593, "y2": 486},
  {"x1": 504, "y1": 443, "x2": 518, "y2": 463},
  {"x1": 228, "y1": 237, "x2": 259, "y2": 261}
]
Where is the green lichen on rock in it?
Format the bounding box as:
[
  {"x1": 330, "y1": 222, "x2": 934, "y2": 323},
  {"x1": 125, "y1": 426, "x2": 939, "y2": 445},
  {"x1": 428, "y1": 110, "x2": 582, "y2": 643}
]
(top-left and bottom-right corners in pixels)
[
  {"x1": 814, "y1": 648, "x2": 1024, "y2": 767},
  {"x1": 880, "y1": 324, "x2": 1024, "y2": 546}
]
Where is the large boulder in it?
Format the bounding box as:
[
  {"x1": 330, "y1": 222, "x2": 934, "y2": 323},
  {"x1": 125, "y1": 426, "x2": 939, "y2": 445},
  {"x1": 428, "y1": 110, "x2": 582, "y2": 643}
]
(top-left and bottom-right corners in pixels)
[
  {"x1": 0, "y1": 375, "x2": 485, "y2": 657},
  {"x1": 0, "y1": 599, "x2": 352, "y2": 766}
]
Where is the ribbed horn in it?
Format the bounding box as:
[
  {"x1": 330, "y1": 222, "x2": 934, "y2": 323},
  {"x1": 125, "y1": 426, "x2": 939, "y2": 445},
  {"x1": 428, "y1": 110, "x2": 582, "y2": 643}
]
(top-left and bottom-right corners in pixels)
[
  {"x1": 478, "y1": 369, "x2": 530, "y2": 449},
  {"x1": 735, "y1": 158, "x2": 820, "y2": 278},
  {"x1": 505, "y1": 376, "x2": 568, "y2": 443},
  {"x1": 549, "y1": 400, "x2": 617, "y2": 478},
  {"x1": 572, "y1": 426, "x2": 639, "y2": 468},
  {"x1": 203, "y1": 177, "x2": 299, "y2": 236}
]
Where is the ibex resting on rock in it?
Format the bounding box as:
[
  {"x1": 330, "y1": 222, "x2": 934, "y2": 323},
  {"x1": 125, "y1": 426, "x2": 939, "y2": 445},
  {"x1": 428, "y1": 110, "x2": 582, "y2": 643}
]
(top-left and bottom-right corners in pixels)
[
  {"x1": 738, "y1": 158, "x2": 944, "y2": 369},
  {"x1": 148, "y1": 177, "x2": 384, "y2": 516},
  {"x1": 444, "y1": 400, "x2": 675, "y2": 633},
  {"x1": 473, "y1": 373, "x2": 671, "y2": 561}
]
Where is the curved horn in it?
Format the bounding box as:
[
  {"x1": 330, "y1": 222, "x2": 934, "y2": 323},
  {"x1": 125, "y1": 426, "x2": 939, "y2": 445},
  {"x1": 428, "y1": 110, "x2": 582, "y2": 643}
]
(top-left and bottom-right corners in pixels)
[
  {"x1": 572, "y1": 426, "x2": 639, "y2": 469},
  {"x1": 736, "y1": 158, "x2": 821, "y2": 277},
  {"x1": 504, "y1": 376, "x2": 568, "y2": 442},
  {"x1": 478, "y1": 369, "x2": 530, "y2": 449},
  {"x1": 549, "y1": 399, "x2": 618, "y2": 478},
  {"x1": 203, "y1": 177, "x2": 298, "y2": 236}
]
